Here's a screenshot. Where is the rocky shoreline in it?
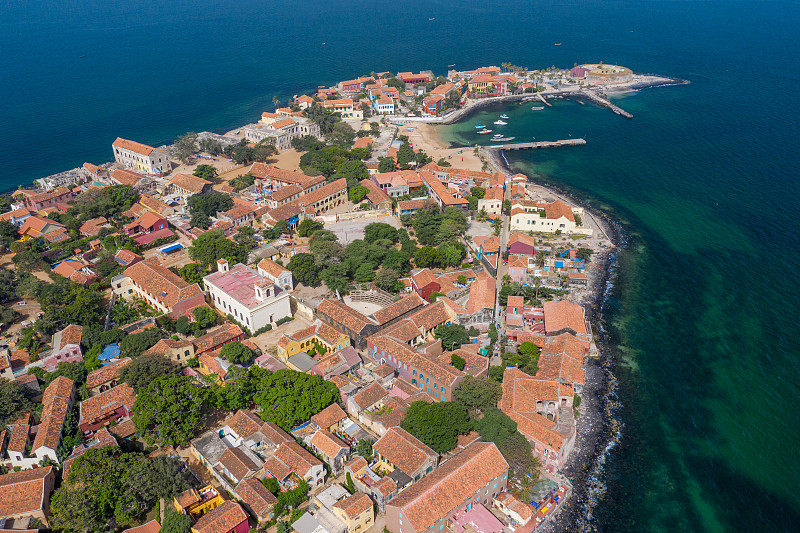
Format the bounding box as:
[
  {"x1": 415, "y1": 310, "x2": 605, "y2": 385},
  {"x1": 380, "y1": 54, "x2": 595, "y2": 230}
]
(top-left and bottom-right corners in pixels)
[{"x1": 483, "y1": 147, "x2": 627, "y2": 532}]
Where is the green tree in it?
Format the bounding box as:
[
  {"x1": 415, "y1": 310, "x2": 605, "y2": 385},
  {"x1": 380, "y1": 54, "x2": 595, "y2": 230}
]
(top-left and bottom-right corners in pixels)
[
  {"x1": 349, "y1": 185, "x2": 369, "y2": 203},
  {"x1": 374, "y1": 267, "x2": 400, "y2": 291},
  {"x1": 470, "y1": 187, "x2": 486, "y2": 199},
  {"x1": 253, "y1": 369, "x2": 339, "y2": 431},
  {"x1": 400, "y1": 401, "x2": 472, "y2": 453},
  {"x1": 119, "y1": 327, "x2": 163, "y2": 358},
  {"x1": 450, "y1": 353, "x2": 466, "y2": 371},
  {"x1": 188, "y1": 192, "x2": 233, "y2": 225},
  {"x1": 229, "y1": 173, "x2": 254, "y2": 191},
  {"x1": 503, "y1": 199, "x2": 511, "y2": 213},
  {"x1": 492, "y1": 219, "x2": 503, "y2": 236},
  {"x1": 453, "y1": 375, "x2": 503, "y2": 413},
  {"x1": 354, "y1": 262, "x2": 376, "y2": 283},
  {"x1": 133, "y1": 374, "x2": 209, "y2": 447},
  {"x1": 0, "y1": 221, "x2": 20, "y2": 250},
  {"x1": 175, "y1": 316, "x2": 191, "y2": 335},
  {"x1": 287, "y1": 253, "x2": 318, "y2": 286},
  {"x1": 377, "y1": 157, "x2": 394, "y2": 173},
  {"x1": 220, "y1": 341, "x2": 253, "y2": 364},
  {"x1": 189, "y1": 229, "x2": 246, "y2": 268},
  {"x1": 395, "y1": 143, "x2": 416, "y2": 169},
  {"x1": 0, "y1": 379, "x2": 32, "y2": 425},
  {"x1": 364, "y1": 223, "x2": 399, "y2": 244},
  {"x1": 434, "y1": 323, "x2": 470, "y2": 350},
  {"x1": 120, "y1": 356, "x2": 177, "y2": 393},
  {"x1": 356, "y1": 438, "x2": 374, "y2": 460},
  {"x1": 193, "y1": 164, "x2": 218, "y2": 181},
  {"x1": 178, "y1": 263, "x2": 209, "y2": 286},
  {"x1": 327, "y1": 122, "x2": 357, "y2": 149},
  {"x1": 297, "y1": 219, "x2": 324, "y2": 237},
  {"x1": 413, "y1": 245, "x2": 439, "y2": 268},
  {"x1": 489, "y1": 365, "x2": 505, "y2": 383},
  {"x1": 174, "y1": 132, "x2": 199, "y2": 163},
  {"x1": 291, "y1": 135, "x2": 326, "y2": 152},
  {"x1": 262, "y1": 477, "x2": 281, "y2": 495},
  {"x1": 335, "y1": 160, "x2": 369, "y2": 188},
  {"x1": 161, "y1": 509, "x2": 193, "y2": 533},
  {"x1": 192, "y1": 306, "x2": 220, "y2": 329},
  {"x1": 477, "y1": 407, "x2": 539, "y2": 479}
]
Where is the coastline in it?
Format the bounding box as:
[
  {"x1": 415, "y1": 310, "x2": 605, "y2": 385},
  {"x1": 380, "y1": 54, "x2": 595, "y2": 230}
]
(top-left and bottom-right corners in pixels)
[{"x1": 478, "y1": 137, "x2": 626, "y2": 532}]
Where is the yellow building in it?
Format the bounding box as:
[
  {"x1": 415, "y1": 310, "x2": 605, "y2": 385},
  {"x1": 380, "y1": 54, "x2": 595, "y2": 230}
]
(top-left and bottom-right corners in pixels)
[
  {"x1": 174, "y1": 485, "x2": 225, "y2": 520},
  {"x1": 332, "y1": 492, "x2": 375, "y2": 533},
  {"x1": 323, "y1": 98, "x2": 364, "y2": 120},
  {"x1": 277, "y1": 320, "x2": 350, "y2": 361}
]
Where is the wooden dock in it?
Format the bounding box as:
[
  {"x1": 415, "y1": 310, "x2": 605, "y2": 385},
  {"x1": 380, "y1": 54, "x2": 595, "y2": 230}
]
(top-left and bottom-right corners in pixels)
[
  {"x1": 485, "y1": 138, "x2": 586, "y2": 151},
  {"x1": 579, "y1": 90, "x2": 633, "y2": 118}
]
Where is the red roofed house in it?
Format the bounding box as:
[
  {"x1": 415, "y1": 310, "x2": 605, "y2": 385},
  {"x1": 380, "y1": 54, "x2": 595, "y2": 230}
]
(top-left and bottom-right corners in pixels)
[
  {"x1": 167, "y1": 173, "x2": 213, "y2": 200},
  {"x1": 78, "y1": 382, "x2": 137, "y2": 435},
  {"x1": 112, "y1": 137, "x2": 169, "y2": 175},
  {"x1": 114, "y1": 260, "x2": 206, "y2": 318},
  {"x1": 23, "y1": 186, "x2": 73, "y2": 212},
  {"x1": 0, "y1": 467, "x2": 56, "y2": 528},
  {"x1": 40, "y1": 324, "x2": 84, "y2": 372},
  {"x1": 123, "y1": 211, "x2": 173, "y2": 245},
  {"x1": 507, "y1": 232, "x2": 537, "y2": 256},
  {"x1": 53, "y1": 259, "x2": 97, "y2": 286},
  {"x1": 191, "y1": 500, "x2": 249, "y2": 533},
  {"x1": 385, "y1": 442, "x2": 509, "y2": 533},
  {"x1": 499, "y1": 367, "x2": 575, "y2": 473},
  {"x1": 17, "y1": 216, "x2": 66, "y2": 242},
  {"x1": 423, "y1": 94, "x2": 445, "y2": 114},
  {"x1": 410, "y1": 269, "x2": 440, "y2": 301}
]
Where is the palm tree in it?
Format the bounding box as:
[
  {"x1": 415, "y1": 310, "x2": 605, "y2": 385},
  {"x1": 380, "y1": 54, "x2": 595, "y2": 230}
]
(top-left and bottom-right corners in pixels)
[
  {"x1": 516, "y1": 474, "x2": 537, "y2": 503},
  {"x1": 533, "y1": 276, "x2": 542, "y2": 301},
  {"x1": 272, "y1": 95, "x2": 280, "y2": 108}
]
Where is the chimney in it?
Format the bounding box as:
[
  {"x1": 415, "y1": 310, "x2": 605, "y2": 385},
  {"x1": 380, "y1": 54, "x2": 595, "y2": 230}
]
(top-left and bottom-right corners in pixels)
[{"x1": 217, "y1": 258, "x2": 229, "y2": 272}]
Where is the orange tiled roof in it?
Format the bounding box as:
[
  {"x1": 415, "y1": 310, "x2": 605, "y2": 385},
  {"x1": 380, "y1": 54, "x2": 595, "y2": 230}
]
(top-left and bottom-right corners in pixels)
[
  {"x1": 79, "y1": 383, "x2": 136, "y2": 427},
  {"x1": 316, "y1": 299, "x2": 375, "y2": 334},
  {"x1": 273, "y1": 441, "x2": 323, "y2": 477},
  {"x1": 258, "y1": 258, "x2": 290, "y2": 279},
  {"x1": 372, "y1": 292, "x2": 425, "y2": 325},
  {"x1": 0, "y1": 467, "x2": 54, "y2": 519},
  {"x1": 168, "y1": 173, "x2": 211, "y2": 194},
  {"x1": 466, "y1": 273, "x2": 496, "y2": 314},
  {"x1": 220, "y1": 447, "x2": 260, "y2": 481},
  {"x1": 235, "y1": 477, "x2": 277, "y2": 518},
  {"x1": 311, "y1": 403, "x2": 348, "y2": 429},
  {"x1": 124, "y1": 260, "x2": 203, "y2": 309},
  {"x1": 193, "y1": 323, "x2": 243, "y2": 354},
  {"x1": 310, "y1": 429, "x2": 348, "y2": 459},
  {"x1": 113, "y1": 137, "x2": 158, "y2": 156},
  {"x1": 542, "y1": 300, "x2": 587, "y2": 337},
  {"x1": 536, "y1": 333, "x2": 588, "y2": 385},
  {"x1": 373, "y1": 427, "x2": 436, "y2": 476},
  {"x1": 351, "y1": 382, "x2": 388, "y2": 411},
  {"x1": 192, "y1": 500, "x2": 248, "y2": 533},
  {"x1": 226, "y1": 409, "x2": 264, "y2": 440},
  {"x1": 333, "y1": 492, "x2": 373, "y2": 519},
  {"x1": 389, "y1": 442, "x2": 507, "y2": 531}
]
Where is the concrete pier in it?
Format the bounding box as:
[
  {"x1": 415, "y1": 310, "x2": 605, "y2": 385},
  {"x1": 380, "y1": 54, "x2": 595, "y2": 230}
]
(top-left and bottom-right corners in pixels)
[
  {"x1": 579, "y1": 90, "x2": 633, "y2": 118},
  {"x1": 537, "y1": 93, "x2": 553, "y2": 107},
  {"x1": 485, "y1": 138, "x2": 586, "y2": 151}
]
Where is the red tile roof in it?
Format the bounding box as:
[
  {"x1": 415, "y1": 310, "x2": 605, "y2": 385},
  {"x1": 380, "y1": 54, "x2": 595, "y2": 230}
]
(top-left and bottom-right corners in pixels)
[
  {"x1": 543, "y1": 300, "x2": 587, "y2": 337},
  {"x1": 372, "y1": 293, "x2": 425, "y2": 325},
  {"x1": 466, "y1": 273, "x2": 496, "y2": 314},
  {"x1": 388, "y1": 443, "x2": 508, "y2": 532},
  {"x1": 317, "y1": 299, "x2": 376, "y2": 334},
  {"x1": 113, "y1": 137, "x2": 158, "y2": 156},
  {"x1": 220, "y1": 447, "x2": 260, "y2": 481},
  {"x1": 192, "y1": 500, "x2": 248, "y2": 533},
  {"x1": 79, "y1": 383, "x2": 136, "y2": 427},
  {"x1": 351, "y1": 382, "x2": 388, "y2": 411},
  {"x1": 0, "y1": 467, "x2": 54, "y2": 519},
  {"x1": 124, "y1": 260, "x2": 203, "y2": 310},
  {"x1": 273, "y1": 441, "x2": 323, "y2": 477},
  {"x1": 372, "y1": 427, "x2": 436, "y2": 476},
  {"x1": 311, "y1": 403, "x2": 348, "y2": 430},
  {"x1": 236, "y1": 477, "x2": 277, "y2": 519},
  {"x1": 168, "y1": 173, "x2": 211, "y2": 194},
  {"x1": 333, "y1": 492, "x2": 373, "y2": 519},
  {"x1": 310, "y1": 429, "x2": 348, "y2": 460}
]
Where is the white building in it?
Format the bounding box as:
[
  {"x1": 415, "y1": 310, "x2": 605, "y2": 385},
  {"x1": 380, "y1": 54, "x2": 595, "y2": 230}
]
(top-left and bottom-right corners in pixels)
[
  {"x1": 112, "y1": 137, "x2": 169, "y2": 175},
  {"x1": 244, "y1": 115, "x2": 322, "y2": 151},
  {"x1": 204, "y1": 259, "x2": 292, "y2": 332},
  {"x1": 257, "y1": 258, "x2": 294, "y2": 291},
  {"x1": 509, "y1": 199, "x2": 593, "y2": 236},
  {"x1": 373, "y1": 97, "x2": 395, "y2": 115}
]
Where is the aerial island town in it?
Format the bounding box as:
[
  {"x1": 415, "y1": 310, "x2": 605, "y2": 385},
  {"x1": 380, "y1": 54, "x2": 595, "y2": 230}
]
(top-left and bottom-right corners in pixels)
[{"x1": 0, "y1": 63, "x2": 665, "y2": 533}]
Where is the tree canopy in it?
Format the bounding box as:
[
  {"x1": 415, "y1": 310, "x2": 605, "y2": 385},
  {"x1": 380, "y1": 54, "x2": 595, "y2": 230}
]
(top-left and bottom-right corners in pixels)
[
  {"x1": 132, "y1": 374, "x2": 209, "y2": 447},
  {"x1": 51, "y1": 447, "x2": 190, "y2": 532},
  {"x1": 120, "y1": 356, "x2": 177, "y2": 393},
  {"x1": 189, "y1": 229, "x2": 247, "y2": 267},
  {"x1": 0, "y1": 379, "x2": 33, "y2": 425},
  {"x1": 453, "y1": 375, "x2": 503, "y2": 413},
  {"x1": 188, "y1": 192, "x2": 233, "y2": 229},
  {"x1": 220, "y1": 341, "x2": 253, "y2": 364},
  {"x1": 477, "y1": 407, "x2": 539, "y2": 479},
  {"x1": 412, "y1": 205, "x2": 467, "y2": 246},
  {"x1": 400, "y1": 401, "x2": 472, "y2": 453},
  {"x1": 287, "y1": 253, "x2": 319, "y2": 286},
  {"x1": 253, "y1": 369, "x2": 339, "y2": 431},
  {"x1": 434, "y1": 323, "x2": 470, "y2": 350}
]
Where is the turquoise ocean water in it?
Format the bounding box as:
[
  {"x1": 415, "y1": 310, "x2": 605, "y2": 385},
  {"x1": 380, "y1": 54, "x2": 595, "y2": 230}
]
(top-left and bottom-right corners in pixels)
[{"x1": 3, "y1": 1, "x2": 800, "y2": 530}]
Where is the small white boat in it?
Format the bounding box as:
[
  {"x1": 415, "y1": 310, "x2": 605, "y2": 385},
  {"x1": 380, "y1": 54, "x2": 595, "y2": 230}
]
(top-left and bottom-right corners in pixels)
[
  {"x1": 478, "y1": 129, "x2": 493, "y2": 134},
  {"x1": 493, "y1": 120, "x2": 507, "y2": 125},
  {"x1": 531, "y1": 106, "x2": 544, "y2": 111},
  {"x1": 475, "y1": 124, "x2": 487, "y2": 129},
  {"x1": 493, "y1": 134, "x2": 503, "y2": 138},
  {"x1": 500, "y1": 114, "x2": 509, "y2": 119},
  {"x1": 554, "y1": 43, "x2": 562, "y2": 46}
]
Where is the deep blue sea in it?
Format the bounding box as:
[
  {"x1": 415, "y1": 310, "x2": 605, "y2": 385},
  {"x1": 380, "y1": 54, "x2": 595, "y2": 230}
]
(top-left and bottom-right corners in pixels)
[{"x1": 3, "y1": 0, "x2": 800, "y2": 531}]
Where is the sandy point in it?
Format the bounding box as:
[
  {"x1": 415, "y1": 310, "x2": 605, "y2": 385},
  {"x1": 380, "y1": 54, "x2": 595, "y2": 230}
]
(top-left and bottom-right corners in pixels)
[{"x1": 409, "y1": 122, "x2": 488, "y2": 172}]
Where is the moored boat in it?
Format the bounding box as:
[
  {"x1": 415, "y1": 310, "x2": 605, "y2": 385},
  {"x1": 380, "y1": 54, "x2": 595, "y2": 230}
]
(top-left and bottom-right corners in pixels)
[
  {"x1": 531, "y1": 106, "x2": 544, "y2": 110},
  {"x1": 493, "y1": 120, "x2": 507, "y2": 125},
  {"x1": 478, "y1": 129, "x2": 492, "y2": 134},
  {"x1": 475, "y1": 124, "x2": 487, "y2": 129}
]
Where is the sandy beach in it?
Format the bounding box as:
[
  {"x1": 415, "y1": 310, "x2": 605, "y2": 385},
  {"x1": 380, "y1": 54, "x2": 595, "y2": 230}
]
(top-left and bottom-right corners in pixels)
[{"x1": 409, "y1": 123, "x2": 489, "y2": 172}]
